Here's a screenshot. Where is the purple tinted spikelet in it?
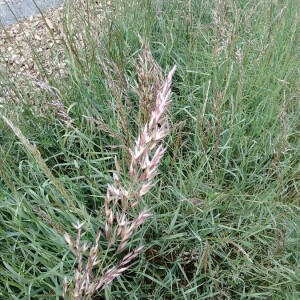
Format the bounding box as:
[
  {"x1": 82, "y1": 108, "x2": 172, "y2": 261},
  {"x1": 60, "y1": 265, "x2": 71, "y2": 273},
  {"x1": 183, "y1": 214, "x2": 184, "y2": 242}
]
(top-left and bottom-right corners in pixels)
[{"x1": 64, "y1": 59, "x2": 176, "y2": 299}]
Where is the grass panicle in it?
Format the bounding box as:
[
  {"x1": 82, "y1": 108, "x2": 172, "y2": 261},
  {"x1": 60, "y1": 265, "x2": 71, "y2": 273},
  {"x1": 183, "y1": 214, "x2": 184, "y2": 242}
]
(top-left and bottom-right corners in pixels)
[{"x1": 63, "y1": 64, "x2": 176, "y2": 299}]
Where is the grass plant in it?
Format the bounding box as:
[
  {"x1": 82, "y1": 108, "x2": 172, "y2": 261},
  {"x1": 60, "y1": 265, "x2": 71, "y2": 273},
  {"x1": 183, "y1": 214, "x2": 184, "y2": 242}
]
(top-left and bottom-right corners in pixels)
[{"x1": 0, "y1": 0, "x2": 300, "y2": 299}]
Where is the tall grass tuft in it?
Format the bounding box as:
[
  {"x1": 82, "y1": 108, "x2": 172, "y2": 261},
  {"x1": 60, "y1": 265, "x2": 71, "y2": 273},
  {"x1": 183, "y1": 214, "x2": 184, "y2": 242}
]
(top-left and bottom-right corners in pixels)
[
  {"x1": 63, "y1": 64, "x2": 176, "y2": 299},
  {"x1": 0, "y1": 0, "x2": 300, "y2": 299}
]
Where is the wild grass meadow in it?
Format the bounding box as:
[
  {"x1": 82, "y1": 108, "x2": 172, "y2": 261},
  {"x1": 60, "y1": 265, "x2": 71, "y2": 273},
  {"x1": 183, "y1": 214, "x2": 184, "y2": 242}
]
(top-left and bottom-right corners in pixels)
[{"x1": 0, "y1": 0, "x2": 300, "y2": 299}]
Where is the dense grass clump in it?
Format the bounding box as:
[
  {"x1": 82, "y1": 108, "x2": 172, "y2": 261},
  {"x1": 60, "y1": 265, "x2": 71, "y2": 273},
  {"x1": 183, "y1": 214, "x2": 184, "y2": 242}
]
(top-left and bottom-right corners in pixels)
[{"x1": 0, "y1": 0, "x2": 300, "y2": 299}]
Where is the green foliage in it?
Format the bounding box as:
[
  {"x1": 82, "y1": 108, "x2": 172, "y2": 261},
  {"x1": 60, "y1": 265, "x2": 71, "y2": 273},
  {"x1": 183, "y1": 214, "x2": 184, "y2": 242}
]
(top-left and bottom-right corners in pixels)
[{"x1": 1, "y1": 0, "x2": 300, "y2": 298}]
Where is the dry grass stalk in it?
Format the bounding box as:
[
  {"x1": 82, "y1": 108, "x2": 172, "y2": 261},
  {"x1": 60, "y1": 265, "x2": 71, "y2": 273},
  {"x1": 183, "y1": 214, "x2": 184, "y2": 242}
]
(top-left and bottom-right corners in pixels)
[
  {"x1": 134, "y1": 38, "x2": 164, "y2": 125},
  {"x1": 46, "y1": 99, "x2": 73, "y2": 124},
  {"x1": 83, "y1": 115, "x2": 125, "y2": 142},
  {"x1": 236, "y1": 47, "x2": 244, "y2": 101},
  {"x1": 25, "y1": 75, "x2": 71, "y2": 122},
  {"x1": 27, "y1": 76, "x2": 74, "y2": 124},
  {"x1": 64, "y1": 64, "x2": 176, "y2": 299},
  {"x1": 212, "y1": 0, "x2": 233, "y2": 59},
  {"x1": 32, "y1": 206, "x2": 66, "y2": 235},
  {"x1": 2, "y1": 115, "x2": 78, "y2": 210},
  {"x1": 98, "y1": 47, "x2": 134, "y2": 148}
]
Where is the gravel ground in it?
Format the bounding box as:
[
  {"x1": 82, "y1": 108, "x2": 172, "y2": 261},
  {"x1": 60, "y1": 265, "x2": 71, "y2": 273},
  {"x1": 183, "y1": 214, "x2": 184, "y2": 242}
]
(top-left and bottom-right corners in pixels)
[
  {"x1": 0, "y1": 5, "x2": 65, "y2": 77},
  {"x1": 0, "y1": 7, "x2": 63, "y2": 76},
  {"x1": 0, "y1": 1, "x2": 109, "y2": 106},
  {"x1": 0, "y1": 5, "x2": 66, "y2": 104}
]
